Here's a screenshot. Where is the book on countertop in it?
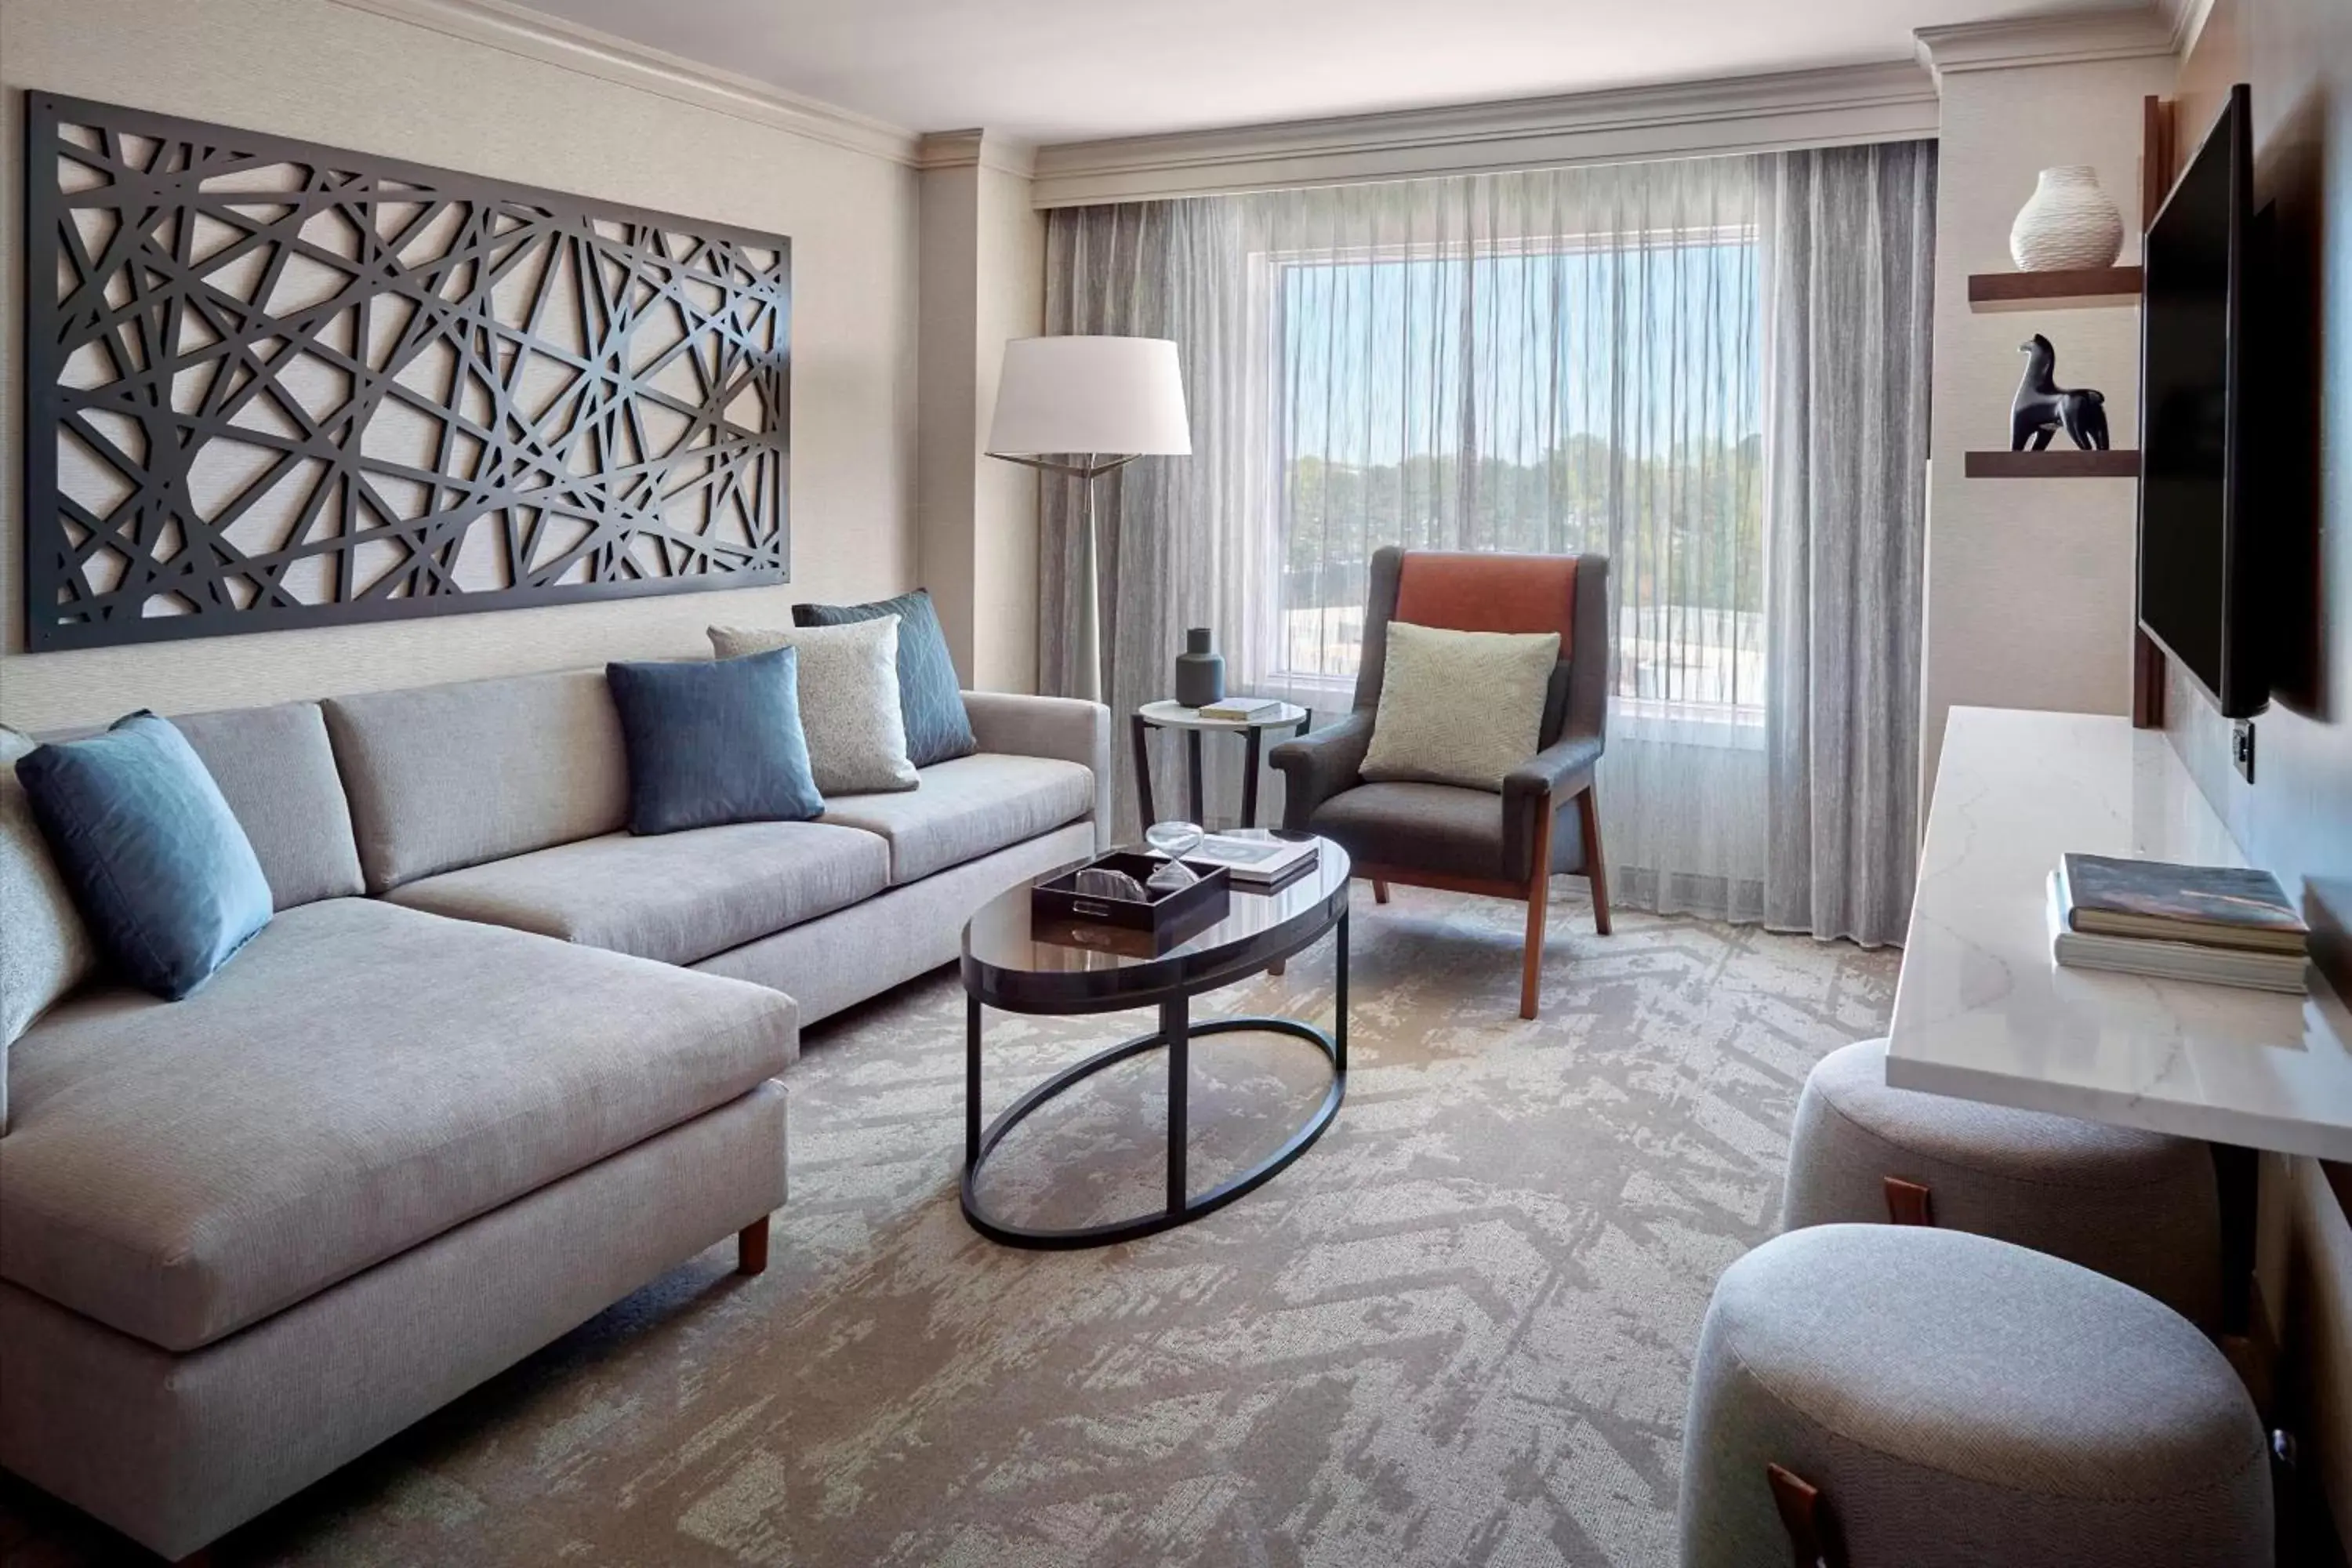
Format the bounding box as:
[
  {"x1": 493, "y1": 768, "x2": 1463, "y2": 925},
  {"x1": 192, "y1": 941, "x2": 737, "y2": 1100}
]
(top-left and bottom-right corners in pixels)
[
  {"x1": 2047, "y1": 874, "x2": 2307, "y2": 993},
  {"x1": 1183, "y1": 829, "x2": 1319, "y2": 887},
  {"x1": 1197, "y1": 696, "x2": 1283, "y2": 721},
  {"x1": 2057, "y1": 853, "x2": 2307, "y2": 955}
]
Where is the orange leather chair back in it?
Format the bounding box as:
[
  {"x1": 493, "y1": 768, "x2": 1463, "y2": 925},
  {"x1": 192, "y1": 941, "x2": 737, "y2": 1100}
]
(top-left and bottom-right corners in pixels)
[{"x1": 1393, "y1": 552, "x2": 1578, "y2": 644}]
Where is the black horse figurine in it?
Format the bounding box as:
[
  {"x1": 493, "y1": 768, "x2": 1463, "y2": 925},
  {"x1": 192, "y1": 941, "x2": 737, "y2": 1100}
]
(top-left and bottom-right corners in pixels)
[{"x1": 2011, "y1": 333, "x2": 2109, "y2": 452}]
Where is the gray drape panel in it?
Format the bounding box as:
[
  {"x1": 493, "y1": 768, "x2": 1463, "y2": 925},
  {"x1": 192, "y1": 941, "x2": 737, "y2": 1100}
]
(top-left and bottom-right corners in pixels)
[
  {"x1": 1760, "y1": 142, "x2": 1937, "y2": 947},
  {"x1": 1040, "y1": 201, "x2": 1243, "y2": 836}
]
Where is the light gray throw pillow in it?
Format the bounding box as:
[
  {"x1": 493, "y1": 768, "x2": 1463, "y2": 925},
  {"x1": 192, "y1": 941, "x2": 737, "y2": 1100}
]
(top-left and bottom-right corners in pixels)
[
  {"x1": 2, "y1": 727, "x2": 97, "y2": 1127},
  {"x1": 1360, "y1": 621, "x2": 1560, "y2": 793},
  {"x1": 709, "y1": 619, "x2": 918, "y2": 795}
]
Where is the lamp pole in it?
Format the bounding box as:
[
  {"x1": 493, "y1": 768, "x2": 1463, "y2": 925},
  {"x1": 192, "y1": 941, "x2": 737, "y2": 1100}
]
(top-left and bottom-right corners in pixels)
[{"x1": 991, "y1": 450, "x2": 1137, "y2": 705}]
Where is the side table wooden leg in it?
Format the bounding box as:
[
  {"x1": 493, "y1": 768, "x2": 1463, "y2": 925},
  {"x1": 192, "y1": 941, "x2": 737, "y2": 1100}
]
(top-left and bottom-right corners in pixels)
[
  {"x1": 1185, "y1": 729, "x2": 1205, "y2": 826},
  {"x1": 1242, "y1": 724, "x2": 1263, "y2": 826}
]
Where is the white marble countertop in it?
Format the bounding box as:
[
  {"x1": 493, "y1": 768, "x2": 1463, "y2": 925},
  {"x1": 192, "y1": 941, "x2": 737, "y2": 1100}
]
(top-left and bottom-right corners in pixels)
[{"x1": 1888, "y1": 706, "x2": 2352, "y2": 1160}]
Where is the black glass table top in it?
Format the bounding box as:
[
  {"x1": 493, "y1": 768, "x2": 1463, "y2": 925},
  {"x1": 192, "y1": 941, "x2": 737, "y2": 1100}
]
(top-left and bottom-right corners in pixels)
[{"x1": 963, "y1": 837, "x2": 1351, "y2": 1014}]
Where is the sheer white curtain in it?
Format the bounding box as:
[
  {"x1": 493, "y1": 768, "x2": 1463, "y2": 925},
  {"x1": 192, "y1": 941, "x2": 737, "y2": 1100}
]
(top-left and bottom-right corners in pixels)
[{"x1": 1043, "y1": 147, "x2": 1931, "y2": 936}]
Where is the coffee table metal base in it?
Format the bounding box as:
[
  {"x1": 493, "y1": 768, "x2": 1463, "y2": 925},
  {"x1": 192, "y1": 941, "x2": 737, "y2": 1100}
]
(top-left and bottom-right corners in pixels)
[{"x1": 962, "y1": 933, "x2": 1348, "y2": 1250}]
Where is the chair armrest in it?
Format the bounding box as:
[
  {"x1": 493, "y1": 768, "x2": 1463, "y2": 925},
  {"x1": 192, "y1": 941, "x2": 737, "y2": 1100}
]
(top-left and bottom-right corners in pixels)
[
  {"x1": 1267, "y1": 711, "x2": 1374, "y2": 830},
  {"x1": 1501, "y1": 733, "x2": 1604, "y2": 878},
  {"x1": 962, "y1": 691, "x2": 1112, "y2": 848}
]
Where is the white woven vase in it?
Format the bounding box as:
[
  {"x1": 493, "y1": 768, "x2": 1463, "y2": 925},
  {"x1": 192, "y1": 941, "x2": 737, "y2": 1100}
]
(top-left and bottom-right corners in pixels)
[{"x1": 2009, "y1": 166, "x2": 2125, "y2": 271}]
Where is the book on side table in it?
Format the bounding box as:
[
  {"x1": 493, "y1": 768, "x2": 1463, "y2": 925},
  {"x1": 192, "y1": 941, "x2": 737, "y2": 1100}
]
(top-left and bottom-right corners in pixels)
[{"x1": 2047, "y1": 853, "x2": 2308, "y2": 993}]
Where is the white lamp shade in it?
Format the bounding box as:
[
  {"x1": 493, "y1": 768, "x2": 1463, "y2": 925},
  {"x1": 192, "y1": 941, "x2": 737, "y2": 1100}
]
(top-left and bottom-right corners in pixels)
[{"x1": 986, "y1": 336, "x2": 1192, "y2": 458}]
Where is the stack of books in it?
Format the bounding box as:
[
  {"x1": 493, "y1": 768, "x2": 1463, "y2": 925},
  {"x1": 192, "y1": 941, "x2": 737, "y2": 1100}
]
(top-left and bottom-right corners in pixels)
[
  {"x1": 2047, "y1": 852, "x2": 2308, "y2": 993},
  {"x1": 1185, "y1": 829, "x2": 1320, "y2": 890}
]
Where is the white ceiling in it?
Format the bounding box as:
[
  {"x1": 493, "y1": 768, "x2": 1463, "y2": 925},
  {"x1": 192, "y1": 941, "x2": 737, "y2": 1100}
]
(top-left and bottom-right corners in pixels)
[{"x1": 513, "y1": 0, "x2": 2105, "y2": 145}]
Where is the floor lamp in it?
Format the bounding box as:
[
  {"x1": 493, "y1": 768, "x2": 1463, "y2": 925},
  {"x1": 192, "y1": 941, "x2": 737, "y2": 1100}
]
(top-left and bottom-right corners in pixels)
[{"x1": 985, "y1": 336, "x2": 1191, "y2": 704}]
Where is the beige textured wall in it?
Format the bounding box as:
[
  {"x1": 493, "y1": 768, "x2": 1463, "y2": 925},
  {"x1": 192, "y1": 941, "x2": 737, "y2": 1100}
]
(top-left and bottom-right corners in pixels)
[
  {"x1": 914, "y1": 144, "x2": 1042, "y2": 693},
  {"x1": 0, "y1": 0, "x2": 922, "y2": 732},
  {"x1": 2169, "y1": 0, "x2": 2352, "y2": 1531},
  {"x1": 971, "y1": 162, "x2": 1044, "y2": 693},
  {"x1": 1919, "y1": 53, "x2": 2175, "y2": 799}
]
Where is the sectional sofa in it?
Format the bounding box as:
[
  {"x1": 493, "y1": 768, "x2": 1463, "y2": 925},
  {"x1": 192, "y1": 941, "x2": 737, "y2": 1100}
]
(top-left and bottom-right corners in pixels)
[{"x1": 0, "y1": 666, "x2": 1108, "y2": 1562}]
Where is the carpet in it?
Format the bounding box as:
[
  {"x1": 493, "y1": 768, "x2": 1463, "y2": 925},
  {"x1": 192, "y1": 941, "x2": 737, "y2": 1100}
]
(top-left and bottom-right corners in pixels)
[{"x1": 1, "y1": 886, "x2": 1898, "y2": 1566}]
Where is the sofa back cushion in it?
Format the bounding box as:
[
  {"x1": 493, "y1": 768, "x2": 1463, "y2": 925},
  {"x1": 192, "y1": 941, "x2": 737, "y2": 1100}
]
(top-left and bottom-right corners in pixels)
[
  {"x1": 171, "y1": 702, "x2": 366, "y2": 910},
  {"x1": 324, "y1": 670, "x2": 629, "y2": 892}
]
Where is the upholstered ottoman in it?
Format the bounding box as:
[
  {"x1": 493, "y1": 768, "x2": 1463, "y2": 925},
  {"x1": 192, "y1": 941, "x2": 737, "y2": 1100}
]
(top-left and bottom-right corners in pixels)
[
  {"x1": 1679, "y1": 1225, "x2": 2270, "y2": 1567},
  {"x1": 1780, "y1": 1036, "x2": 2223, "y2": 1328}
]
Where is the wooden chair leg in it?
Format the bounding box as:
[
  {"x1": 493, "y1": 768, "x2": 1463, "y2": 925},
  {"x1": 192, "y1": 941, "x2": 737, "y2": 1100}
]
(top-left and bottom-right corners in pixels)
[
  {"x1": 1521, "y1": 797, "x2": 1553, "y2": 1020},
  {"x1": 1577, "y1": 784, "x2": 1613, "y2": 936},
  {"x1": 736, "y1": 1216, "x2": 770, "y2": 1276},
  {"x1": 1372, "y1": 879, "x2": 1391, "y2": 904}
]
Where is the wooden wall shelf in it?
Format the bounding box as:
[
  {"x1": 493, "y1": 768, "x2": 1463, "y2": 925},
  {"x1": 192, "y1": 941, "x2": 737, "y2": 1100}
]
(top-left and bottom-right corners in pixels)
[
  {"x1": 1967, "y1": 267, "x2": 2142, "y2": 311},
  {"x1": 1965, "y1": 449, "x2": 2140, "y2": 479}
]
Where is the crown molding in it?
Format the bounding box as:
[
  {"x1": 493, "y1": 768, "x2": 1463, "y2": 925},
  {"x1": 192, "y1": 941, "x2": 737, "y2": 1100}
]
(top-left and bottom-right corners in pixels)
[
  {"x1": 916, "y1": 129, "x2": 1039, "y2": 178},
  {"x1": 1030, "y1": 59, "x2": 1939, "y2": 208},
  {"x1": 2166, "y1": 0, "x2": 2219, "y2": 59},
  {"x1": 1912, "y1": 5, "x2": 2179, "y2": 83},
  {"x1": 324, "y1": 0, "x2": 922, "y2": 165}
]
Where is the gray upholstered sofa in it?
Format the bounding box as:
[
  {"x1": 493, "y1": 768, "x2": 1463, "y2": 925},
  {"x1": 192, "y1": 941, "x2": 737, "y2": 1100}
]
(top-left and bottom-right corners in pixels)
[{"x1": 0, "y1": 667, "x2": 1107, "y2": 1562}]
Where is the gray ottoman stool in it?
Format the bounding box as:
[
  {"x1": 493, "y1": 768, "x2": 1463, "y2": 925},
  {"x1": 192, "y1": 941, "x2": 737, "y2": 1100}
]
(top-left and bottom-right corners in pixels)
[
  {"x1": 1781, "y1": 1036, "x2": 2223, "y2": 1329},
  {"x1": 1680, "y1": 1225, "x2": 2270, "y2": 1567}
]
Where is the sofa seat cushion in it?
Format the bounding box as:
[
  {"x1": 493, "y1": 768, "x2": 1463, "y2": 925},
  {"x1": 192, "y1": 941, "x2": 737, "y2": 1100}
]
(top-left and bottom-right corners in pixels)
[
  {"x1": 385, "y1": 822, "x2": 889, "y2": 966},
  {"x1": 0, "y1": 898, "x2": 794, "y2": 1353},
  {"x1": 818, "y1": 753, "x2": 1094, "y2": 885}
]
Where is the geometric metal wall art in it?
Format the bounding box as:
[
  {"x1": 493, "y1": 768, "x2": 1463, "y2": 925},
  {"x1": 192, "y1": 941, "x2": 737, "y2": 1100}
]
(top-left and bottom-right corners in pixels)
[{"x1": 23, "y1": 93, "x2": 791, "y2": 650}]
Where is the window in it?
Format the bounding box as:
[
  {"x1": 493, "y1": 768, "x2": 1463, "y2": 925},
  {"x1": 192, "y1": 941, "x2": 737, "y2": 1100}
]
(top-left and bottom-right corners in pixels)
[{"x1": 1262, "y1": 229, "x2": 1763, "y2": 728}]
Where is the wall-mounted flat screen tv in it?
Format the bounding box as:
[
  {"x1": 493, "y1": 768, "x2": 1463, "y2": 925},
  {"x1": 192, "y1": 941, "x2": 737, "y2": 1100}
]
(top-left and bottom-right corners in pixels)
[{"x1": 2138, "y1": 82, "x2": 2264, "y2": 717}]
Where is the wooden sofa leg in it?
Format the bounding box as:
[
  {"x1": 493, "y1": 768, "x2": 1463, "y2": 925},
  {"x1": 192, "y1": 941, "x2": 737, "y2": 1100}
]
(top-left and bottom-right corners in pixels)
[
  {"x1": 1372, "y1": 879, "x2": 1391, "y2": 905},
  {"x1": 1522, "y1": 799, "x2": 1553, "y2": 1020},
  {"x1": 1577, "y1": 785, "x2": 1613, "y2": 936},
  {"x1": 736, "y1": 1216, "x2": 770, "y2": 1276}
]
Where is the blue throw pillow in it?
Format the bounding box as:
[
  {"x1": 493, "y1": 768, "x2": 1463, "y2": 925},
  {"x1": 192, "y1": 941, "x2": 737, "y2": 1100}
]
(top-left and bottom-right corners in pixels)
[
  {"x1": 793, "y1": 588, "x2": 977, "y2": 768},
  {"x1": 607, "y1": 648, "x2": 825, "y2": 834},
  {"x1": 17, "y1": 713, "x2": 273, "y2": 1000}
]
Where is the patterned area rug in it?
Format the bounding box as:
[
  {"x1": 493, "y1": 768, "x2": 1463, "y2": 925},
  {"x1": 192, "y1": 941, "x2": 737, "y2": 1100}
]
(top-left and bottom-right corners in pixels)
[{"x1": 2, "y1": 887, "x2": 1897, "y2": 1566}]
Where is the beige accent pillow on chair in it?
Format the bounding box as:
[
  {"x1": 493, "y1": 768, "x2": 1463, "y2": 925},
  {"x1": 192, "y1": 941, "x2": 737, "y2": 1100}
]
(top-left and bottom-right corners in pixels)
[
  {"x1": 2, "y1": 727, "x2": 97, "y2": 1131},
  {"x1": 709, "y1": 618, "x2": 919, "y2": 794},
  {"x1": 1361, "y1": 621, "x2": 1561, "y2": 793}
]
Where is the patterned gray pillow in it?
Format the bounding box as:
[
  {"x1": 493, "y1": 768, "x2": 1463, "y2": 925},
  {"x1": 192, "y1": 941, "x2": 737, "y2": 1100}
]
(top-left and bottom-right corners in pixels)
[
  {"x1": 792, "y1": 590, "x2": 976, "y2": 768},
  {"x1": 1360, "y1": 621, "x2": 1560, "y2": 792},
  {"x1": 2, "y1": 727, "x2": 96, "y2": 1127},
  {"x1": 709, "y1": 619, "x2": 917, "y2": 795}
]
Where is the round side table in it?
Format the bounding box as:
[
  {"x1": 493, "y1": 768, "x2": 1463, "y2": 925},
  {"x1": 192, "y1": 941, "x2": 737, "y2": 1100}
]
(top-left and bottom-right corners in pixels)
[{"x1": 1131, "y1": 699, "x2": 1311, "y2": 830}]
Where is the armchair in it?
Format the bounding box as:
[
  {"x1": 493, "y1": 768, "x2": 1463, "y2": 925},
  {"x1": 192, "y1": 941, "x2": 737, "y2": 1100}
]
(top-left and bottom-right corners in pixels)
[{"x1": 1269, "y1": 547, "x2": 1612, "y2": 1019}]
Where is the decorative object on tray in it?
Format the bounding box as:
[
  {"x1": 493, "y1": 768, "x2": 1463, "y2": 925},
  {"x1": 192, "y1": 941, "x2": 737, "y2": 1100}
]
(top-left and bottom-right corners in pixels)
[
  {"x1": 2009, "y1": 165, "x2": 2125, "y2": 271},
  {"x1": 1186, "y1": 829, "x2": 1322, "y2": 889},
  {"x1": 1031, "y1": 850, "x2": 1230, "y2": 955},
  {"x1": 2010, "y1": 335, "x2": 2110, "y2": 452},
  {"x1": 1143, "y1": 820, "x2": 1206, "y2": 890},
  {"x1": 1199, "y1": 696, "x2": 1283, "y2": 721},
  {"x1": 1174, "y1": 627, "x2": 1225, "y2": 708},
  {"x1": 2046, "y1": 854, "x2": 2309, "y2": 993},
  {"x1": 1074, "y1": 865, "x2": 1150, "y2": 901}
]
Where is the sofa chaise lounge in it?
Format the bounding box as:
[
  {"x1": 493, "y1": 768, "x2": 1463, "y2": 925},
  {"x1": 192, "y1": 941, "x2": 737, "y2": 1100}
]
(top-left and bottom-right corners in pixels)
[{"x1": 0, "y1": 666, "x2": 1108, "y2": 1562}]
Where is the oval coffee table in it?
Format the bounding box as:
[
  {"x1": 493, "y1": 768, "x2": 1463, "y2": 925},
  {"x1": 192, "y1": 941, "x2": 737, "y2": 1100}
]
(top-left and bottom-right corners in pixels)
[{"x1": 960, "y1": 837, "x2": 1350, "y2": 1249}]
